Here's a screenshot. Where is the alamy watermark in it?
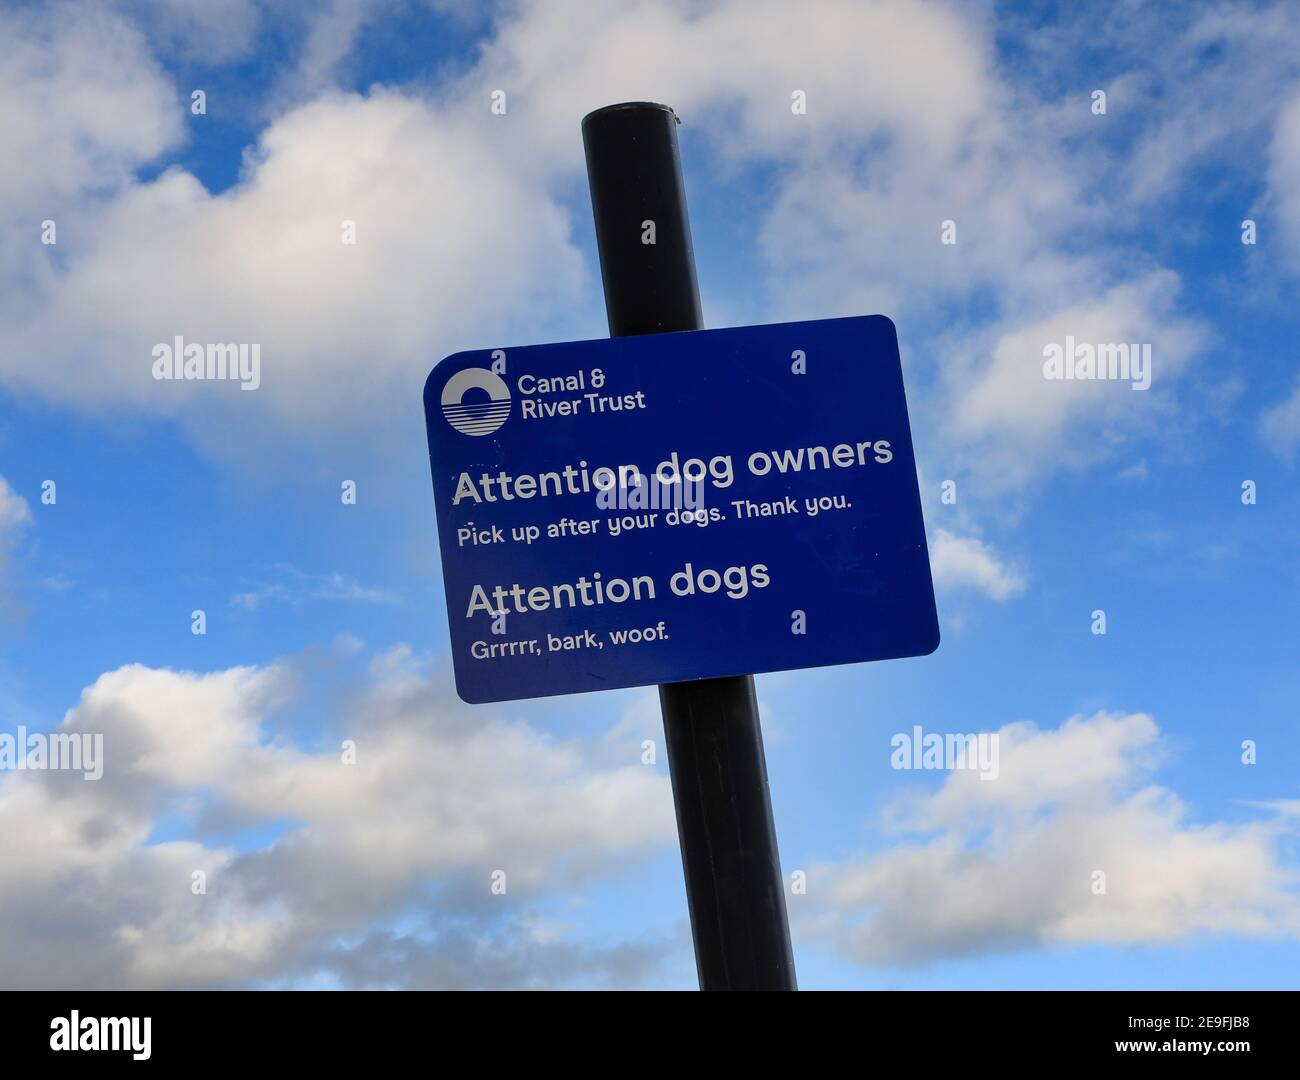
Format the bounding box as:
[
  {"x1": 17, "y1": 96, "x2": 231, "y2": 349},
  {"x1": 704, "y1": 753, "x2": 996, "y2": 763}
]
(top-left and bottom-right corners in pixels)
[
  {"x1": 891, "y1": 725, "x2": 999, "y2": 780},
  {"x1": 50, "y1": 1012, "x2": 150, "y2": 1060},
  {"x1": 1042, "y1": 337, "x2": 1151, "y2": 390},
  {"x1": 594, "y1": 471, "x2": 706, "y2": 513},
  {"x1": 1, "y1": 727, "x2": 103, "y2": 780},
  {"x1": 152, "y1": 336, "x2": 261, "y2": 390}
]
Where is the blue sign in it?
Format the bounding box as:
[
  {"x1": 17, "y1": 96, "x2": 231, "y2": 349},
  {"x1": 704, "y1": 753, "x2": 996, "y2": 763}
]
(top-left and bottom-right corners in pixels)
[{"x1": 424, "y1": 315, "x2": 938, "y2": 704}]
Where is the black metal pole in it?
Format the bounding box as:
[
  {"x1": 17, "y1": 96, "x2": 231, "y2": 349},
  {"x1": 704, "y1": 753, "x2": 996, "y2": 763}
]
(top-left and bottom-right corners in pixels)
[{"x1": 582, "y1": 102, "x2": 797, "y2": 991}]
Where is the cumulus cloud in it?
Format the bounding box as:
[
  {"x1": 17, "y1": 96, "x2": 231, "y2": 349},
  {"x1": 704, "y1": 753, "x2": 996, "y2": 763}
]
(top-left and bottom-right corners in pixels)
[
  {"x1": 0, "y1": 3, "x2": 180, "y2": 216},
  {"x1": 455, "y1": 0, "x2": 1222, "y2": 499},
  {"x1": 7, "y1": 0, "x2": 1005, "y2": 456},
  {"x1": 463, "y1": 0, "x2": 1086, "y2": 319},
  {"x1": 458, "y1": 0, "x2": 992, "y2": 167},
  {"x1": 0, "y1": 86, "x2": 587, "y2": 451},
  {"x1": 0, "y1": 0, "x2": 1209, "y2": 479},
  {"x1": 0, "y1": 647, "x2": 675, "y2": 988},
  {"x1": 802, "y1": 711, "x2": 1300, "y2": 967},
  {"x1": 929, "y1": 528, "x2": 1025, "y2": 602}
]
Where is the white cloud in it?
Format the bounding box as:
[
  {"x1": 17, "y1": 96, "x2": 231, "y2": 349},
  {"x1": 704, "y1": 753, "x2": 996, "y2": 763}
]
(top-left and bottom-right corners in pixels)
[
  {"x1": 0, "y1": 3, "x2": 180, "y2": 216},
  {"x1": 929, "y1": 528, "x2": 1025, "y2": 602},
  {"x1": 0, "y1": 86, "x2": 587, "y2": 453},
  {"x1": 947, "y1": 274, "x2": 1207, "y2": 490},
  {"x1": 0, "y1": 476, "x2": 31, "y2": 535},
  {"x1": 0, "y1": 647, "x2": 676, "y2": 988},
  {"x1": 263, "y1": 0, "x2": 390, "y2": 111},
  {"x1": 0, "y1": 476, "x2": 33, "y2": 622},
  {"x1": 1111, "y1": 5, "x2": 1300, "y2": 207},
  {"x1": 803, "y1": 711, "x2": 1300, "y2": 967},
  {"x1": 1260, "y1": 375, "x2": 1300, "y2": 461},
  {"x1": 312, "y1": 572, "x2": 398, "y2": 605},
  {"x1": 1270, "y1": 92, "x2": 1300, "y2": 273},
  {"x1": 463, "y1": 0, "x2": 1085, "y2": 323},
  {"x1": 132, "y1": 0, "x2": 263, "y2": 65},
  {"x1": 230, "y1": 584, "x2": 291, "y2": 611},
  {"x1": 460, "y1": 1, "x2": 1224, "y2": 501},
  {"x1": 458, "y1": 0, "x2": 991, "y2": 167},
  {"x1": 230, "y1": 566, "x2": 398, "y2": 610},
  {"x1": 0, "y1": 0, "x2": 1236, "y2": 499},
  {"x1": 4, "y1": 0, "x2": 1005, "y2": 456}
]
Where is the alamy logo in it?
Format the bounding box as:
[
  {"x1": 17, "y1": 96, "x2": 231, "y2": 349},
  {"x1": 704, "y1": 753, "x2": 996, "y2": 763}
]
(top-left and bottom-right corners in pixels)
[
  {"x1": 50, "y1": 1012, "x2": 151, "y2": 1060},
  {"x1": 443, "y1": 368, "x2": 511, "y2": 436},
  {"x1": 1, "y1": 726, "x2": 102, "y2": 780},
  {"x1": 151, "y1": 336, "x2": 260, "y2": 390},
  {"x1": 890, "y1": 725, "x2": 999, "y2": 779},
  {"x1": 1042, "y1": 337, "x2": 1151, "y2": 390}
]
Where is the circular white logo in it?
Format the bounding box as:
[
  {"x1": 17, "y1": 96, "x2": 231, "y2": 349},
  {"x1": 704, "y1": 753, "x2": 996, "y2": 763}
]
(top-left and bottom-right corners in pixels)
[{"x1": 441, "y1": 367, "x2": 511, "y2": 436}]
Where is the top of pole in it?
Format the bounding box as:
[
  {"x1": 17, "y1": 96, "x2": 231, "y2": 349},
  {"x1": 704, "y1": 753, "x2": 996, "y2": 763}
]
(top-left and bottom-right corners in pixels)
[
  {"x1": 582, "y1": 100, "x2": 680, "y2": 125},
  {"x1": 581, "y1": 102, "x2": 702, "y2": 337}
]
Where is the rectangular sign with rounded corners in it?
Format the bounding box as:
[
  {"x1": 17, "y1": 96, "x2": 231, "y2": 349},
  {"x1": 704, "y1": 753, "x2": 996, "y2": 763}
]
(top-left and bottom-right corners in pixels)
[{"x1": 423, "y1": 315, "x2": 939, "y2": 703}]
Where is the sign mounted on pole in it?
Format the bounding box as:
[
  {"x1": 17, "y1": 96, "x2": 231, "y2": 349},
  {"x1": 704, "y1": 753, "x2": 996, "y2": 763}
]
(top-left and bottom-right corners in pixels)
[{"x1": 424, "y1": 314, "x2": 939, "y2": 704}]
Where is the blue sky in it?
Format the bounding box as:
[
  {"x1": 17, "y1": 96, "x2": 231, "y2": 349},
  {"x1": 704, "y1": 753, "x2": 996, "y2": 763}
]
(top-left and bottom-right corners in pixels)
[{"x1": 1, "y1": 0, "x2": 1298, "y2": 989}]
